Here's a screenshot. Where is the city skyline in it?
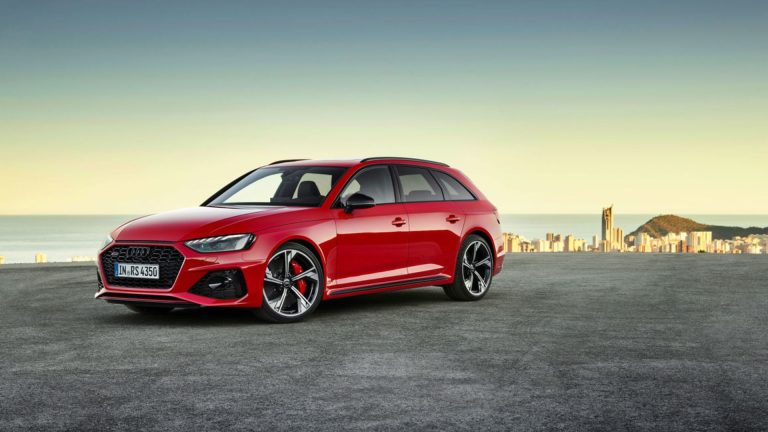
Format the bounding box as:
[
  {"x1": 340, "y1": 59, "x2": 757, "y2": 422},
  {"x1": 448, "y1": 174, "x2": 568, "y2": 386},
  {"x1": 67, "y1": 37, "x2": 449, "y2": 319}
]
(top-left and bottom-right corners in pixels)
[
  {"x1": 502, "y1": 206, "x2": 768, "y2": 254},
  {"x1": 2, "y1": 1, "x2": 768, "y2": 215}
]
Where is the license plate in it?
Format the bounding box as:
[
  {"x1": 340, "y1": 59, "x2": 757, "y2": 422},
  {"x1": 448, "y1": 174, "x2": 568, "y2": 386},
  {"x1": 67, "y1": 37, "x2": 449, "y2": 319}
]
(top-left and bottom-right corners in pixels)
[{"x1": 114, "y1": 262, "x2": 160, "y2": 279}]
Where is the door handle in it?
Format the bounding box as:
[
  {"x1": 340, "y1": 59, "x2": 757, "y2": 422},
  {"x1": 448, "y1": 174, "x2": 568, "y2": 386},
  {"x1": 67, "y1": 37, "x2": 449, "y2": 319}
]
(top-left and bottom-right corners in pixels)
[
  {"x1": 391, "y1": 217, "x2": 407, "y2": 227},
  {"x1": 446, "y1": 215, "x2": 461, "y2": 223}
]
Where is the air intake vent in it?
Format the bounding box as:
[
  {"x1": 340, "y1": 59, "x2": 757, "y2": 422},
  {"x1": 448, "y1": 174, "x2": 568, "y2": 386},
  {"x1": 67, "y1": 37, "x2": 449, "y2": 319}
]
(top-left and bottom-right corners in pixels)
[{"x1": 189, "y1": 270, "x2": 247, "y2": 299}]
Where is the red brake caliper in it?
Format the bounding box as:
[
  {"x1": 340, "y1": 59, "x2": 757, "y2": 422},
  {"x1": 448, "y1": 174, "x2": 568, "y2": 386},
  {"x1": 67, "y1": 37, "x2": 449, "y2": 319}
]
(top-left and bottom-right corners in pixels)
[{"x1": 290, "y1": 260, "x2": 307, "y2": 295}]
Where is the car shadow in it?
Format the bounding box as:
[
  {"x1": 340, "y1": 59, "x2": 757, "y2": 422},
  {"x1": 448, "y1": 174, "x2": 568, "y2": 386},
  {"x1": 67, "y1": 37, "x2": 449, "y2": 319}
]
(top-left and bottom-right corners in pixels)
[
  {"x1": 94, "y1": 286, "x2": 453, "y2": 326},
  {"x1": 94, "y1": 306, "x2": 262, "y2": 327},
  {"x1": 316, "y1": 287, "x2": 451, "y2": 318}
]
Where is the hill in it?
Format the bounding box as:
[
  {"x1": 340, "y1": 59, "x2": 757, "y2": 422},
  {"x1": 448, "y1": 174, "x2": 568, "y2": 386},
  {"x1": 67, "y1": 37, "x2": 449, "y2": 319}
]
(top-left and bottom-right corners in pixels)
[{"x1": 627, "y1": 215, "x2": 768, "y2": 241}]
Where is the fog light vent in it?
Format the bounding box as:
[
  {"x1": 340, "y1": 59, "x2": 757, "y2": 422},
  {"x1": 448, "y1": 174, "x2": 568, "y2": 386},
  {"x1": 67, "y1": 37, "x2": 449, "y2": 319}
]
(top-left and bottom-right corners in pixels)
[{"x1": 189, "y1": 270, "x2": 247, "y2": 299}]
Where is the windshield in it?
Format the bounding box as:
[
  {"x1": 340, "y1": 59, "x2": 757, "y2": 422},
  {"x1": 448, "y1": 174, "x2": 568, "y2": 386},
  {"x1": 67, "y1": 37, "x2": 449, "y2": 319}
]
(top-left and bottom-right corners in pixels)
[{"x1": 207, "y1": 166, "x2": 348, "y2": 207}]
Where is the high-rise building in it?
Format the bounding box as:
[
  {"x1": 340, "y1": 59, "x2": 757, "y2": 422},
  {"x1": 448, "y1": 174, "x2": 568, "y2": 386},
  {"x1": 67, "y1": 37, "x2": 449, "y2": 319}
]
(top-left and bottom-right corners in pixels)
[
  {"x1": 687, "y1": 231, "x2": 712, "y2": 253},
  {"x1": 635, "y1": 232, "x2": 653, "y2": 253},
  {"x1": 614, "y1": 227, "x2": 625, "y2": 251},
  {"x1": 564, "y1": 235, "x2": 575, "y2": 252},
  {"x1": 602, "y1": 205, "x2": 613, "y2": 243},
  {"x1": 533, "y1": 239, "x2": 550, "y2": 253},
  {"x1": 502, "y1": 233, "x2": 521, "y2": 253},
  {"x1": 35, "y1": 253, "x2": 47, "y2": 264},
  {"x1": 0, "y1": 256, "x2": 5, "y2": 265}
]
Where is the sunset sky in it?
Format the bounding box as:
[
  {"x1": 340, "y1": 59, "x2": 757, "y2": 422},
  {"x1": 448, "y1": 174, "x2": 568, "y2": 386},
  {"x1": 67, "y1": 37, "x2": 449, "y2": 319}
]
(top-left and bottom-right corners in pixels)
[{"x1": 1, "y1": 0, "x2": 766, "y2": 215}]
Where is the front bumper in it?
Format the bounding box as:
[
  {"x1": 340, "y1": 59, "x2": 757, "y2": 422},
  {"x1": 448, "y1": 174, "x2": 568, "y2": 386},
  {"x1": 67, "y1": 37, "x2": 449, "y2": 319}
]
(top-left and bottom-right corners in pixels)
[{"x1": 95, "y1": 241, "x2": 267, "y2": 308}]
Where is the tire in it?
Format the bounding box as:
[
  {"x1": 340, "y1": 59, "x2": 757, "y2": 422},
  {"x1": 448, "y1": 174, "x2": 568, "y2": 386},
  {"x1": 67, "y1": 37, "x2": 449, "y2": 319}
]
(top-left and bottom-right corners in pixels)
[
  {"x1": 125, "y1": 304, "x2": 174, "y2": 314},
  {"x1": 254, "y1": 242, "x2": 324, "y2": 323},
  {"x1": 443, "y1": 234, "x2": 494, "y2": 301}
]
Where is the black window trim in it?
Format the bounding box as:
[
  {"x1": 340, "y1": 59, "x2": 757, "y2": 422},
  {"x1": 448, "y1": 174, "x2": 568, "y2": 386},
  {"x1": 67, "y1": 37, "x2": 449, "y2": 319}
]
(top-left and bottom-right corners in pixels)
[
  {"x1": 331, "y1": 163, "x2": 400, "y2": 208},
  {"x1": 392, "y1": 164, "x2": 446, "y2": 204},
  {"x1": 330, "y1": 163, "x2": 479, "y2": 208},
  {"x1": 429, "y1": 168, "x2": 478, "y2": 202}
]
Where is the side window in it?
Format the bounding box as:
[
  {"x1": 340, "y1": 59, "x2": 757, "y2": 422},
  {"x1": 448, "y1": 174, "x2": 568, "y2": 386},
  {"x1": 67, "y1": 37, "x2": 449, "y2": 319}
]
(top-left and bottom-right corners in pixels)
[
  {"x1": 431, "y1": 171, "x2": 475, "y2": 201},
  {"x1": 340, "y1": 166, "x2": 396, "y2": 204},
  {"x1": 396, "y1": 166, "x2": 444, "y2": 202}
]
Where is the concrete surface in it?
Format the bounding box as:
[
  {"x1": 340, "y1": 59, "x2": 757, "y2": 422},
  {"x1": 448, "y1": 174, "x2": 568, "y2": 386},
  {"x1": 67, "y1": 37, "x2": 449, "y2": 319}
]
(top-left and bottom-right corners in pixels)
[{"x1": 1, "y1": 254, "x2": 767, "y2": 431}]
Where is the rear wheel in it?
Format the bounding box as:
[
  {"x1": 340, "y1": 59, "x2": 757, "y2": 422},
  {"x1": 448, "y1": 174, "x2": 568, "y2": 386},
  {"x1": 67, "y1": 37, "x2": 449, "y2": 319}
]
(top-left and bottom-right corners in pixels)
[
  {"x1": 125, "y1": 304, "x2": 174, "y2": 314},
  {"x1": 443, "y1": 234, "x2": 493, "y2": 301},
  {"x1": 255, "y1": 242, "x2": 323, "y2": 323}
]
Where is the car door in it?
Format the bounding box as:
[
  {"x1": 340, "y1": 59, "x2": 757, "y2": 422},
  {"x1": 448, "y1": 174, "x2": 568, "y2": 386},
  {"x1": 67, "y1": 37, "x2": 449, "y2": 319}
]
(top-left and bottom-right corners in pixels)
[
  {"x1": 332, "y1": 165, "x2": 410, "y2": 290},
  {"x1": 394, "y1": 165, "x2": 466, "y2": 279}
]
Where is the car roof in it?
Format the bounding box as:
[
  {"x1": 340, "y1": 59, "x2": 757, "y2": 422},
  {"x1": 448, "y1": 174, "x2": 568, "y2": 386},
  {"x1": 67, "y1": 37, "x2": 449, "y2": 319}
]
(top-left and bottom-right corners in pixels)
[{"x1": 268, "y1": 157, "x2": 449, "y2": 168}]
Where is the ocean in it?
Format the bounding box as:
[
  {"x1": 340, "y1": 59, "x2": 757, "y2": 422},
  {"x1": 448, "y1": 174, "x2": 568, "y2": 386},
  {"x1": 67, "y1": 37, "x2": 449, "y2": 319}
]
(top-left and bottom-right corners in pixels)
[{"x1": 1, "y1": 214, "x2": 767, "y2": 263}]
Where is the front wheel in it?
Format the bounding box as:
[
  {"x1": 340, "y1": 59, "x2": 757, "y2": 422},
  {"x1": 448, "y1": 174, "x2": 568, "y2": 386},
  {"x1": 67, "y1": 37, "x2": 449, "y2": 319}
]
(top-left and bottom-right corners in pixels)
[
  {"x1": 255, "y1": 242, "x2": 324, "y2": 323},
  {"x1": 443, "y1": 235, "x2": 494, "y2": 301}
]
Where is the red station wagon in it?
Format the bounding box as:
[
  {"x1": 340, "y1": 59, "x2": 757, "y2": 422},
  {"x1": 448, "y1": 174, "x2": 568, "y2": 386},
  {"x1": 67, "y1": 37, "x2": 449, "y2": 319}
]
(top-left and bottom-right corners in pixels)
[{"x1": 96, "y1": 157, "x2": 505, "y2": 322}]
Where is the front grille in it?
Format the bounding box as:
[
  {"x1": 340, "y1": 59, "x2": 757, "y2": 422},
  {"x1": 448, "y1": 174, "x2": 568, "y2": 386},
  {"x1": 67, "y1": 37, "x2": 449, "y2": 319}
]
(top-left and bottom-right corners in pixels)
[{"x1": 101, "y1": 245, "x2": 185, "y2": 289}]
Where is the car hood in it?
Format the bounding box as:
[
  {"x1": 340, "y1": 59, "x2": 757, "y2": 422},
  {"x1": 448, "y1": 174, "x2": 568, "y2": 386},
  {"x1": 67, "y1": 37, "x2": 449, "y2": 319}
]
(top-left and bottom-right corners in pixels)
[{"x1": 112, "y1": 206, "x2": 313, "y2": 242}]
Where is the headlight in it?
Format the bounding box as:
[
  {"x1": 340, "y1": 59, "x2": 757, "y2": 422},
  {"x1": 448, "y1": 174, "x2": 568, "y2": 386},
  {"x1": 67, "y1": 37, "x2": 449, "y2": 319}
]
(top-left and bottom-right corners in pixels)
[
  {"x1": 101, "y1": 235, "x2": 113, "y2": 250},
  {"x1": 185, "y1": 234, "x2": 255, "y2": 253}
]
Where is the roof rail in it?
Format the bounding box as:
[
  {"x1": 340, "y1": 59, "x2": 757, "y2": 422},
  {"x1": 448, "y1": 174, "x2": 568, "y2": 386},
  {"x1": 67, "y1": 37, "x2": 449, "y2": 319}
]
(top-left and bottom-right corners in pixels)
[
  {"x1": 269, "y1": 159, "x2": 308, "y2": 165},
  {"x1": 360, "y1": 157, "x2": 449, "y2": 167}
]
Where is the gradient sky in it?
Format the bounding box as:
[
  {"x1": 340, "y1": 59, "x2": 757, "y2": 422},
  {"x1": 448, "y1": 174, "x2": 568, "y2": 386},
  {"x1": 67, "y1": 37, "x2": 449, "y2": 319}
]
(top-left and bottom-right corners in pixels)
[{"x1": 1, "y1": 0, "x2": 766, "y2": 215}]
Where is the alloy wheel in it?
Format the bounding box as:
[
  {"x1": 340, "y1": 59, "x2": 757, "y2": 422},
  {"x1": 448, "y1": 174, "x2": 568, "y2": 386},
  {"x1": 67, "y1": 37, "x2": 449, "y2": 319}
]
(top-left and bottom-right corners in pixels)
[
  {"x1": 263, "y1": 249, "x2": 320, "y2": 318},
  {"x1": 461, "y1": 241, "x2": 492, "y2": 296}
]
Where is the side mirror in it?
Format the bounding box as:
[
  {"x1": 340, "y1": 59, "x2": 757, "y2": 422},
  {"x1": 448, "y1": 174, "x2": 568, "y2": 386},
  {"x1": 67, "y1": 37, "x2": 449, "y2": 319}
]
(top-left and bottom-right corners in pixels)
[{"x1": 344, "y1": 193, "x2": 376, "y2": 213}]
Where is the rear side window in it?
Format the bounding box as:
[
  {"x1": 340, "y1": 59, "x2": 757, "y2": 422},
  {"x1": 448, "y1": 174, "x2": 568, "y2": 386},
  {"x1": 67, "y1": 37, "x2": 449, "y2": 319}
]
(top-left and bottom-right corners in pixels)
[
  {"x1": 431, "y1": 170, "x2": 475, "y2": 201},
  {"x1": 396, "y1": 166, "x2": 444, "y2": 202},
  {"x1": 340, "y1": 165, "x2": 396, "y2": 204}
]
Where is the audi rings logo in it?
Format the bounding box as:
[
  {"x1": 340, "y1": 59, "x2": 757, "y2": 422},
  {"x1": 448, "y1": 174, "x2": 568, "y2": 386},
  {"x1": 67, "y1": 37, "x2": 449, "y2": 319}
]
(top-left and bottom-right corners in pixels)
[{"x1": 126, "y1": 247, "x2": 151, "y2": 259}]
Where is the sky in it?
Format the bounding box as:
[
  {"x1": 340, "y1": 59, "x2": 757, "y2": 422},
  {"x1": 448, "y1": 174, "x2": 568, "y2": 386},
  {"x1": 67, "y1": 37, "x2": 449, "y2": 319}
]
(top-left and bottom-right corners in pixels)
[{"x1": 1, "y1": 0, "x2": 766, "y2": 215}]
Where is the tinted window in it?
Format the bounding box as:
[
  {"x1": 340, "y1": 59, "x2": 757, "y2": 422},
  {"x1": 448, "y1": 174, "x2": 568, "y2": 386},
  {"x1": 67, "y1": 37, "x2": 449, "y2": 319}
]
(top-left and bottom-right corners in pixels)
[
  {"x1": 396, "y1": 166, "x2": 444, "y2": 202},
  {"x1": 210, "y1": 166, "x2": 347, "y2": 207},
  {"x1": 432, "y1": 171, "x2": 475, "y2": 201},
  {"x1": 340, "y1": 166, "x2": 396, "y2": 204}
]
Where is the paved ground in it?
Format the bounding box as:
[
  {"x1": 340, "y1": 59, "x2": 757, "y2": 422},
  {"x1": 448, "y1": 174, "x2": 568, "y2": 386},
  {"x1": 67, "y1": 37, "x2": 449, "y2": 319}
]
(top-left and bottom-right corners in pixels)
[{"x1": 1, "y1": 255, "x2": 767, "y2": 431}]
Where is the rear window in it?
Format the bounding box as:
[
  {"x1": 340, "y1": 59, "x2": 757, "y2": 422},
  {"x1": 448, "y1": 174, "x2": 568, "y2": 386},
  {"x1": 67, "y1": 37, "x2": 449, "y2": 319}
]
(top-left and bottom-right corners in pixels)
[{"x1": 431, "y1": 170, "x2": 475, "y2": 201}]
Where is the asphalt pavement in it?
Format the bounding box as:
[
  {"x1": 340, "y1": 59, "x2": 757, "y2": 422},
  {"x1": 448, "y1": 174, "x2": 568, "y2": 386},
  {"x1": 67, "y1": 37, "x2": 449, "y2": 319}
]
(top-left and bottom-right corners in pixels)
[{"x1": 1, "y1": 254, "x2": 767, "y2": 431}]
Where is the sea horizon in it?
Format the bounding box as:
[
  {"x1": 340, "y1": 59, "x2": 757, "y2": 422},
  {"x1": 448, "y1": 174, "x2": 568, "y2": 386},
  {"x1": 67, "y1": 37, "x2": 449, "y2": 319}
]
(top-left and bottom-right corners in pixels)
[{"x1": 1, "y1": 213, "x2": 767, "y2": 264}]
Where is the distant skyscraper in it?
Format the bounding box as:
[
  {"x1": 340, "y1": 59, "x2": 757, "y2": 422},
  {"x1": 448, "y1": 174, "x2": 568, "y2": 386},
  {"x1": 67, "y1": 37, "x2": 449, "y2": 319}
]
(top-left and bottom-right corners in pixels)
[
  {"x1": 614, "y1": 227, "x2": 625, "y2": 251},
  {"x1": 687, "y1": 231, "x2": 713, "y2": 253},
  {"x1": 564, "y1": 235, "x2": 575, "y2": 252},
  {"x1": 602, "y1": 205, "x2": 613, "y2": 242},
  {"x1": 502, "y1": 233, "x2": 521, "y2": 253}
]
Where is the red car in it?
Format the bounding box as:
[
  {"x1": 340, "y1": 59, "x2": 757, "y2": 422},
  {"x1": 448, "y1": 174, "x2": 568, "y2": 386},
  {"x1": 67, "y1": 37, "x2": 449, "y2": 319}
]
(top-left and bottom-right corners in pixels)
[{"x1": 96, "y1": 157, "x2": 505, "y2": 322}]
